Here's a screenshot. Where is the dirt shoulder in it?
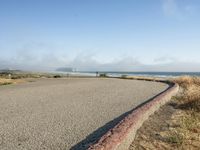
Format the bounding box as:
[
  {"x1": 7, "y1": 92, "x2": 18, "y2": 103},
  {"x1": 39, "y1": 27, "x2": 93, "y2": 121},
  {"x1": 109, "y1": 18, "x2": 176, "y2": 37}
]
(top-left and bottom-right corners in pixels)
[{"x1": 129, "y1": 76, "x2": 200, "y2": 150}]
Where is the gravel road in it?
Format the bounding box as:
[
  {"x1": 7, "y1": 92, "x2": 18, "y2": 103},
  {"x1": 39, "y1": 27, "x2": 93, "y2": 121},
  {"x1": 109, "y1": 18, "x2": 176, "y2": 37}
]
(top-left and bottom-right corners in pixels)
[{"x1": 0, "y1": 78, "x2": 168, "y2": 150}]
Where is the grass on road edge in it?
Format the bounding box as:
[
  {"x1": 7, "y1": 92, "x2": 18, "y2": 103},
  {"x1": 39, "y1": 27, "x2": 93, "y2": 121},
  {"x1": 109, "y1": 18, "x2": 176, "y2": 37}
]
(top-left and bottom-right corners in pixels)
[{"x1": 169, "y1": 76, "x2": 200, "y2": 148}]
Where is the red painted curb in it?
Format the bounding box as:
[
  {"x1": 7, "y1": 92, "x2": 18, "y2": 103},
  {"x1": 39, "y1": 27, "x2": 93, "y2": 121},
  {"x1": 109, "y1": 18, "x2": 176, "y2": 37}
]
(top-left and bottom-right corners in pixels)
[{"x1": 88, "y1": 81, "x2": 179, "y2": 150}]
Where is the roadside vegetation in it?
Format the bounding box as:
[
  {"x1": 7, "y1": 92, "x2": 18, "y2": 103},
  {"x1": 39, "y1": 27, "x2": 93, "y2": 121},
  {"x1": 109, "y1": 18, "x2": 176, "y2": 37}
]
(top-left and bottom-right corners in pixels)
[
  {"x1": 0, "y1": 78, "x2": 14, "y2": 86},
  {"x1": 0, "y1": 71, "x2": 63, "y2": 86},
  {"x1": 0, "y1": 71, "x2": 63, "y2": 79},
  {"x1": 168, "y1": 76, "x2": 200, "y2": 149},
  {"x1": 99, "y1": 73, "x2": 108, "y2": 77}
]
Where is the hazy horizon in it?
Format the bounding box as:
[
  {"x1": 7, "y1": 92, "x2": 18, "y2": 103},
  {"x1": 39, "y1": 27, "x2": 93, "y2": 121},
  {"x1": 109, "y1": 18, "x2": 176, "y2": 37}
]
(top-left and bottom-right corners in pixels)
[{"x1": 1, "y1": 0, "x2": 200, "y2": 72}]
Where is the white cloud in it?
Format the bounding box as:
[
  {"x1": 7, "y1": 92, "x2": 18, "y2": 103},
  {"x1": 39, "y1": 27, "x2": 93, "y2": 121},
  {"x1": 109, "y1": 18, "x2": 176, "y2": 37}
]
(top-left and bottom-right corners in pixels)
[
  {"x1": 153, "y1": 56, "x2": 176, "y2": 64},
  {"x1": 1, "y1": 51, "x2": 200, "y2": 72},
  {"x1": 1, "y1": 42, "x2": 200, "y2": 72}
]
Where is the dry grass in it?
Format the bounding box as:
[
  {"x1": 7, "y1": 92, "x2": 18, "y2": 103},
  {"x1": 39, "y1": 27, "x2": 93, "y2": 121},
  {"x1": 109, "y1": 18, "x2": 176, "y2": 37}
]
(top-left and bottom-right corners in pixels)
[
  {"x1": 0, "y1": 78, "x2": 12, "y2": 85},
  {"x1": 0, "y1": 78, "x2": 23, "y2": 86},
  {"x1": 173, "y1": 76, "x2": 200, "y2": 112},
  {"x1": 168, "y1": 76, "x2": 200, "y2": 148},
  {"x1": 0, "y1": 72, "x2": 64, "y2": 79},
  {"x1": 121, "y1": 75, "x2": 164, "y2": 82},
  {"x1": 174, "y1": 76, "x2": 200, "y2": 87}
]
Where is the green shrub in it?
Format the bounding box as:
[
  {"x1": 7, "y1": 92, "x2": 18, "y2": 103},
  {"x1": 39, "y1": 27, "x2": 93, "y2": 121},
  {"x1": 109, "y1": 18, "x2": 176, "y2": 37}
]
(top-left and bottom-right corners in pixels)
[{"x1": 167, "y1": 132, "x2": 184, "y2": 145}]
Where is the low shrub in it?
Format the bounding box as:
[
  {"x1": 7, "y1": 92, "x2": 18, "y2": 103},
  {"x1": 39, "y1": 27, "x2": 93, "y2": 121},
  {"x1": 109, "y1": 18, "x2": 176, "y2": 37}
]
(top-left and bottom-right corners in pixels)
[
  {"x1": 121, "y1": 75, "x2": 128, "y2": 79},
  {"x1": 99, "y1": 73, "x2": 107, "y2": 77},
  {"x1": 53, "y1": 75, "x2": 62, "y2": 78}
]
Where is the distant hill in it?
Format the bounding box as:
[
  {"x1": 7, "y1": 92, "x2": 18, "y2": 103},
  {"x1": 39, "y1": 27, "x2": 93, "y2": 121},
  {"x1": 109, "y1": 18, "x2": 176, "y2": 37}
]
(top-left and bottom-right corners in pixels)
[{"x1": 0, "y1": 69, "x2": 23, "y2": 74}]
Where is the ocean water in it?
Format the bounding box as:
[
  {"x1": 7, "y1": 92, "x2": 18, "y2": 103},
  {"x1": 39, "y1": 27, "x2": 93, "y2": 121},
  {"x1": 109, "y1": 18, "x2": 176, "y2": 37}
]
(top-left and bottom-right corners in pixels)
[
  {"x1": 55, "y1": 71, "x2": 200, "y2": 78},
  {"x1": 96, "y1": 72, "x2": 200, "y2": 78}
]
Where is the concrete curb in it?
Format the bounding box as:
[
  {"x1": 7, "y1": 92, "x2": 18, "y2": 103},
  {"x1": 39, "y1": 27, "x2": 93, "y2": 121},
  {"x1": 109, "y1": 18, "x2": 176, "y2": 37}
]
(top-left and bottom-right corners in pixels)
[{"x1": 88, "y1": 79, "x2": 179, "y2": 150}]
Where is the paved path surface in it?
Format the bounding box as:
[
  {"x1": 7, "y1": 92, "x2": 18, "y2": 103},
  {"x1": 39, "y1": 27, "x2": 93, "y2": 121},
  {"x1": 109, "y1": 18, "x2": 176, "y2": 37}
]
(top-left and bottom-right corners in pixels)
[{"x1": 0, "y1": 78, "x2": 168, "y2": 150}]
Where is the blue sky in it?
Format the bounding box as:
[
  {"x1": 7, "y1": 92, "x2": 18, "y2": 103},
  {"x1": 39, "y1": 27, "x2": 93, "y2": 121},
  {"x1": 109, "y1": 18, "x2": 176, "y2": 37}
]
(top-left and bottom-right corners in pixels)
[{"x1": 0, "y1": 0, "x2": 200, "y2": 71}]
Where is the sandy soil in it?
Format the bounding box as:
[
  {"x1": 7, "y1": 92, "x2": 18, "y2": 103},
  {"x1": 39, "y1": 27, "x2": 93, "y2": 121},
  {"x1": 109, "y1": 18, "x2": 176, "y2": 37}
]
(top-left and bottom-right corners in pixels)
[
  {"x1": 129, "y1": 100, "x2": 177, "y2": 150},
  {"x1": 0, "y1": 78, "x2": 168, "y2": 150},
  {"x1": 129, "y1": 90, "x2": 200, "y2": 150}
]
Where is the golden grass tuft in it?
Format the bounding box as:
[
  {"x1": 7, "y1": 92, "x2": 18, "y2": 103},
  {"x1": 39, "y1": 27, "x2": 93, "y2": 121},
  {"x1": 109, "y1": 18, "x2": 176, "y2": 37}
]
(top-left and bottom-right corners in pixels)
[
  {"x1": 0, "y1": 78, "x2": 12, "y2": 85},
  {"x1": 174, "y1": 76, "x2": 200, "y2": 88},
  {"x1": 168, "y1": 76, "x2": 200, "y2": 148},
  {"x1": 0, "y1": 78, "x2": 23, "y2": 85},
  {"x1": 173, "y1": 76, "x2": 200, "y2": 112}
]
